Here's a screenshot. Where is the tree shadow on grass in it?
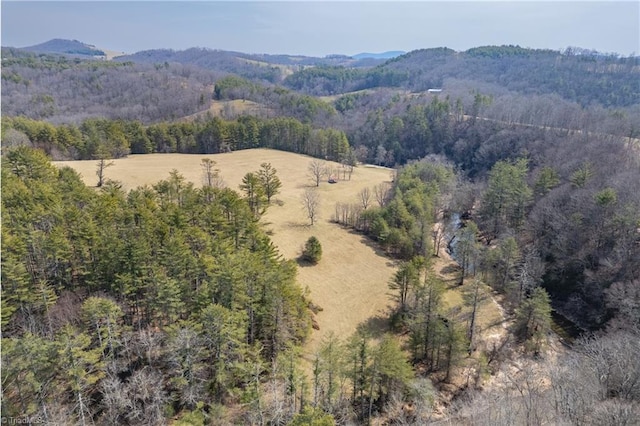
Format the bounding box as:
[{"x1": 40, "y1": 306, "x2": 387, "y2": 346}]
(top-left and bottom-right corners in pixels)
[
  {"x1": 295, "y1": 257, "x2": 318, "y2": 268},
  {"x1": 440, "y1": 264, "x2": 461, "y2": 275},
  {"x1": 340, "y1": 227, "x2": 398, "y2": 269},
  {"x1": 485, "y1": 317, "x2": 511, "y2": 330},
  {"x1": 355, "y1": 309, "x2": 393, "y2": 339},
  {"x1": 285, "y1": 221, "x2": 312, "y2": 229},
  {"x1": 296, "y1": 183, "x2": 318, "y2": 189}
]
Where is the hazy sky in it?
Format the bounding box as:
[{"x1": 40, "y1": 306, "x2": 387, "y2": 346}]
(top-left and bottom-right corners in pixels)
[{"x1": 2, "y1": 1, "x2": 639, "y2": 56}]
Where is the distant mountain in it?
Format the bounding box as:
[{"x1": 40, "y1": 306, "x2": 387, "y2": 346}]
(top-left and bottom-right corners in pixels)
[
  {"x1": 121, "y1": 48, "x2": 384, "y2": 67},
  {"x1": 116, "y1": 48, "x2": 384, "y2": 83},
  {"x1": 285, "y1": 46, "x2": 640, "y2": 107},
  {"x1": 19, "y1": 38, "x2": 124, "y2": 59},
  {"x1": 352, "y1": 51, "x2": 406, "y2": 60},
  {"x1": 3, "y1": 41, "x2": 637, "y2": 126}
]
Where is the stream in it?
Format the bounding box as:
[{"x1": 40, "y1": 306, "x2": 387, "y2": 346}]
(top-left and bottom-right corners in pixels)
[
  {"x1": 445, "y1": 212, "x2": 463, "y2": 263},
  {"x1": 444, "y1": 212, "x2": 583, "y2": 344}
]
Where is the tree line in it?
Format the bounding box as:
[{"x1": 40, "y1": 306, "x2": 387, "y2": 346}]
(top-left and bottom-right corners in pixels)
[{"x1": 1, "y1": 115, "x2": 350, "y2": 162}]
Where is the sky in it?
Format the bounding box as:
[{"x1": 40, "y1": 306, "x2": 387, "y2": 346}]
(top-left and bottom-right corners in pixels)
[{"x1": 2, "y1": 1, "x2": 639, "y2": 57}]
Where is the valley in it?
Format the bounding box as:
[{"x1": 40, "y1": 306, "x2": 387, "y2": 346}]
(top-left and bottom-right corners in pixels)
[
  {"x1": 3, "y1": 31, "x2": 639, "y2": 425},
  {"x1": 55, "y1": 150, "x2": 397, "y2": 361}
]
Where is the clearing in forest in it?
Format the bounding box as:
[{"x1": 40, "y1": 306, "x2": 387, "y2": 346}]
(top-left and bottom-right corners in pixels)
[
  {"x1": 181, "y1": 99, "x2": 269, "y2": 121},
  {"x1": 54, "y1": 149, "x2": 397, "y2": 361}
]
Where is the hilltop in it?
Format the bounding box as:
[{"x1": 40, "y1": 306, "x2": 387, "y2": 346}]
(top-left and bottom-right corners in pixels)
[
  {"x1": 352, "y1": 50, "x2": 406, "y2": 59},
  {"x1": 18, "y1": 38, "x2": 125, "y2": 60}
]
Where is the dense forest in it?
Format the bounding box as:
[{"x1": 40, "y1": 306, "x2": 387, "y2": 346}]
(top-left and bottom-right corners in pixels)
[
  {"x1": 2, "y1": 42, "x2": 640, "y2": 424},
  {"x1": 3, "y1": 45, "x2": 639, "y2": 130},
  {"x1": 1, "y1": 115, "x2": 350, "y2": 163},
  {"x1": 2, "y1": 147, "x2": 312, "y2": 423},
  {"x1": 284, "y1": 46, "x2": 640, "y2": 107}
]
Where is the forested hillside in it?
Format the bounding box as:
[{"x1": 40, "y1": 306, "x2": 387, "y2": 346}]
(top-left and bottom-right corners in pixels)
[
  {"x1": 2, "y1": 147, "x2": 311, "y2": 424},
  {"x1": 21, "y1": 38, "x2": 107, "y2": 57},
  {"x1": 285, "y1": 46, "x2": 640, "y2": 108},
  {"x1": 2, "y1": 41, "x2": 640, "y2": 424},
  {"x1": 119, "y1": 48, "x2": 381, "y2": 79},
  {"x1": 4, "y1": 45, "x2": 638, "y2": 126},
  {"x1": 1, "y1": 48, "x2": 222, "y2": 123},
  {"x1": 5, "y1": 95, "x2": 638, "y2": 332}
]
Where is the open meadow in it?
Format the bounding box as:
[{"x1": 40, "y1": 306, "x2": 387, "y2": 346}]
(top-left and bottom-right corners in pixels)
[
  {"x1": 55, "y1": 148, "x2": 506, "y2": 373},
  {"x1": 55, "y1": 149, "x2": 397, "y2": 361}
]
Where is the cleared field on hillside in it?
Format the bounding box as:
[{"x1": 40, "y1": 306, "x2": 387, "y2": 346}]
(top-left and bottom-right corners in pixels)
[
  {"x1": 55, "y1": 149, "x2": 396, "y2": 360},
  {"x1": 236, "y1": 57, "x2": 300, "y2": 77},
  {"x1": 181, "y1": 99, "x2": 270, "y2": 121}
]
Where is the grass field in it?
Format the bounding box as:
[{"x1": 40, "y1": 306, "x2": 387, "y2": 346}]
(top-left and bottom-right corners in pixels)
[
  {"x1": 181, "y1": 99, "x2": 270, "y2": 121},
  {"x1": 235, "y1": 57, "x2": 300, "y2": 77},
  {"x1": 55, "y1": 149, "x2": 397, "y2": 362},
  {"x1": 55, "y1": 148, "x2": 506, "y2": 383}
]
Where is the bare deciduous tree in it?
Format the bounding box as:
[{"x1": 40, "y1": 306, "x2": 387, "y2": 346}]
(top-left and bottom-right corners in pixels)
[
  {"x1": 355, "y1": 145, "x2": 369, "y2": 163},
  {"x1": 431, "y1": 219, "x2": 455, "y2": 258},
  {"x1": 127, "y1": 367, "x2": 168, "y2": 425},
  {"x1": 359, "y1": 187, "x2": 372, "y2": 210},
  {"x1": 100, "y1": 365, "x2": 131, "y2": 424},
  {"x1": 302, "y1": 188, "x2": 320, "y2": 225},
  {"x1": 201, "y1": 158, "x2": 224, "y2": 188},
  {"x1": 308, "y1": 160, "x2": 328, "y2": 187},
  {"x1": 2, "y1": 128, "x2": 31, "y2": 152},
  {"x1": 375, "y1": 145, "x2": 387, "y2": 166},
  {"x1": 516, "y1": 248, "x2": 545, "y2": 303},
  {"x1": 373, "y1": 182, "x2": 391, "y2": 207},
  {"x1": 548, "y1": 328, "x2": 640, "y2": 424},
  {"x1": 463, "y1": 278, "x2": 486, "y2": 352}
]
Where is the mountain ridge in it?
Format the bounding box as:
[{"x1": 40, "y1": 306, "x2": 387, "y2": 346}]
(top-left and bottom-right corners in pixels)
[
  {"x1": 352, "y1": 51, "x2": 406, "y2": 59},
  {"x1": 18, "y1": 38, "x2": 125, "y2": 60},
  {"x1": 12, "y1": 39, "x2": 408, "y2": 64}
]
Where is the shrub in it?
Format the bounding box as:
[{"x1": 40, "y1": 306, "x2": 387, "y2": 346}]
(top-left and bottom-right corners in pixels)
[{"x1": 302, "y1": 236, "x2": 322, "y2": 264}]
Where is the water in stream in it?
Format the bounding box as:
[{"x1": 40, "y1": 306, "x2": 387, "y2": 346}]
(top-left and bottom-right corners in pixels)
[{"x1": 445, "y1": 212, "x2": 462, "y2": 262}]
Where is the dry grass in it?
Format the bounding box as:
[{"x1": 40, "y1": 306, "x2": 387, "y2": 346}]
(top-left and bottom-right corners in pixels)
[
  {"x1": 235, "y1": 57, "x2": 300, "y2": 77},
  {"x1": 54, "y1": 149, "x2": 396, "y2": 363},
  {"x1": 55, "y1": 149, "x2": 507, "y2": 390},
  {"x1": 103, "y1": 49, "x2": 126, "y2": 60},
  {"x1": 318, "y1": 88, "x2": 397, "y2": 103},
  {"x1": 431, "y1": 247, "x2": 507, "y2": 377},
  {"x1": 181, "y1": 99, "x2": 270, "y2": 121}
]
